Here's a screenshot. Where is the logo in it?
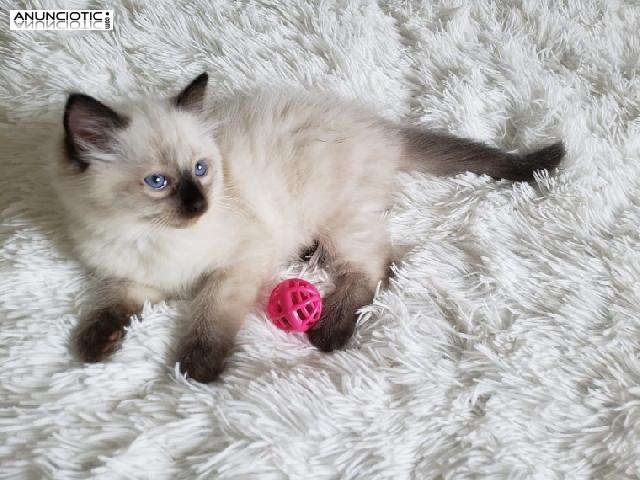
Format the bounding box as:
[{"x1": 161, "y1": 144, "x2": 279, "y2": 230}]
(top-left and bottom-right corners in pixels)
[{"x1": 10, "y1": 10, "x2": 113, "y2": 31}]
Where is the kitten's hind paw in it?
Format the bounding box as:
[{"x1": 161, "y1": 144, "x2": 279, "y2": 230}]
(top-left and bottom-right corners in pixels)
[
  {"x1": 307, "y1": 319, "x2": 356, "y2": 352},
  {"x1": 177, "y1": 339, "x2": 227, "y2": 383},
  {"x1": 74, "y1": 306, "x2": 132, "y2": 362},
  {"x1": 306, "y1": 297, "x2": 357, "y2": 352}
]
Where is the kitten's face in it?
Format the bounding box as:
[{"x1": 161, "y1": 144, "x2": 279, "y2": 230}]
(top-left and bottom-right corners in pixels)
[{"x1": 58, "y1": 73, "x2": 221, "y2": 229}]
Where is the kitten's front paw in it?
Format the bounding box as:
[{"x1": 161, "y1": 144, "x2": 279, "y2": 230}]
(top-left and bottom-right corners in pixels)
[
  {"x1": 307, "y1": 300, "x2": 357, "y2": 352},
  {"x1": 177, "y1": 340, "x2": 227, "y2": 383},
  {"x1": 74, "y1": 306, "x2": 132, "y2": 362}
]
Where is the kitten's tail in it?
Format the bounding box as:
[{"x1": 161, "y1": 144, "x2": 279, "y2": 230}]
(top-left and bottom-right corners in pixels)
[{"x1": 400, "y1": 127, "x2": 564, "y2": 181}]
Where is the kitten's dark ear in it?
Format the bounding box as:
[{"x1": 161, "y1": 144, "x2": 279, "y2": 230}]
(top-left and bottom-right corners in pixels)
[
  {"x1": 64, "y1": 94, "x2": 128, "y2": 169},
  {"x1": 173, "y1": 73, "x2": 208, "y2": 112}
]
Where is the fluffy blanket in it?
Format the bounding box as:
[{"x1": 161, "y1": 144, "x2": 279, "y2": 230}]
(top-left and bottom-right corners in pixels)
[{"x1": 1, "y1": 1, "x2": 639, "y2": 478}]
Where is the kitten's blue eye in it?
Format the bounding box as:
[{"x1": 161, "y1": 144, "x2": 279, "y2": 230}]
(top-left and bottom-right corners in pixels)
[
  {"x1": 144, "y1": 174, "x2": 168, "y2": 189},
  {"x1": 194, "y1": 160, "x2": 208, "y2": 177}
]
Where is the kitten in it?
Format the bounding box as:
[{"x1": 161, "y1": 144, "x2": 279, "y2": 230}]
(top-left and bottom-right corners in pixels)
[{"x1": 54, "y1": 73, "x2": 563, "y2": 382}]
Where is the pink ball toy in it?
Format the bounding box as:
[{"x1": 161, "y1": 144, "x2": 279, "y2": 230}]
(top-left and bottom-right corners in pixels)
[{"x1": 267, "y1": 278, "x2": 323, "y2": 332}]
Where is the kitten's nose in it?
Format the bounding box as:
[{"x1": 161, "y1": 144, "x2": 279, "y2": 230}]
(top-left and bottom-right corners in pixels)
[
  {"x1": 186, "y1": 198, "x2": 206, "y2": 214},
  {"x1": 178, "y1": 177, "x2": 208, "y2": 218}
]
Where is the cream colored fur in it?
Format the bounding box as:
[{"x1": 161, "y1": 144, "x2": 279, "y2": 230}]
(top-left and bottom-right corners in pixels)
[
  {"x1": 56, "y1": 92, "x2": 398, "y2": 296},
  {"x1": 54, "y1": 73, "x2": 563, "y2": 382},
  {"x1": 55, "y1": 86, "x2": 407, "y2": 380}
]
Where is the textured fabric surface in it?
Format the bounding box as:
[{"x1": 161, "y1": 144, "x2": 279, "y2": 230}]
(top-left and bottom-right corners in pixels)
[{"x1": 1, "y1": 1, "x2": 639, "y2": 478}]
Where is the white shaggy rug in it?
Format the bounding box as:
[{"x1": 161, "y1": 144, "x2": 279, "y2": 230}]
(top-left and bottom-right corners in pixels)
[{"x1": 1, "y1": 1, "x2": 640, "y2": 478}]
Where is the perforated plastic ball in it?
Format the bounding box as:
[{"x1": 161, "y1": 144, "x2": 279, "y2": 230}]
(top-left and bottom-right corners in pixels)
[{"x1": 266, "y1": 278, "x2": 322, "y2": 332}]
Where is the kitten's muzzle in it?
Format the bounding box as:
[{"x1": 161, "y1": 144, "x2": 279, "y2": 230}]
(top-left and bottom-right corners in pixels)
[{"x1": 177, "y1": 177, "x2": 208, "y2": 219}]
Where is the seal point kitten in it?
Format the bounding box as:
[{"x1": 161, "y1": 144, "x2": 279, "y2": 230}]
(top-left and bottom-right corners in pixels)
[{"x1": 54, "y1": 73, "x2": 564, "y2": 382}]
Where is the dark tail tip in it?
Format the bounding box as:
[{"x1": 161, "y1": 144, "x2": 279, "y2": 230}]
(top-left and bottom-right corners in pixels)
[
  {"x1": 525, "y1": 141, "x2": 565, "y2": 171},
  {"x1": 510, "y1": 141, "x2": 564, "y2": 181}
]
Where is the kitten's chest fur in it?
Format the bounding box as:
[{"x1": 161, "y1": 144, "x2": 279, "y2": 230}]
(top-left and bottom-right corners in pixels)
[
  {"x1": 71, "y1": 214, "x2": 237, "y2": 294},
  {"x1": 72, "y1": 206, "x2": 302, "y2": 295}
]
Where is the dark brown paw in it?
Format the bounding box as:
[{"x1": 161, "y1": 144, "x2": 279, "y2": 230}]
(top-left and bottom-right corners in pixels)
[
  {"x1": 74, "y1": 306, "x2": 133, "y2": 362},
  {"x1": 178, "y1": 340, "x2": 227, "y2": 383},
  {"x1": 307, "y1": 300, "x2": 357, "y2": 352},
  {"x1": 307, "y1": 270, "x2": 371, "y2": 352},
  {"x1": 307, "y1": 319, "x2": 356, "y2": 352}
]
